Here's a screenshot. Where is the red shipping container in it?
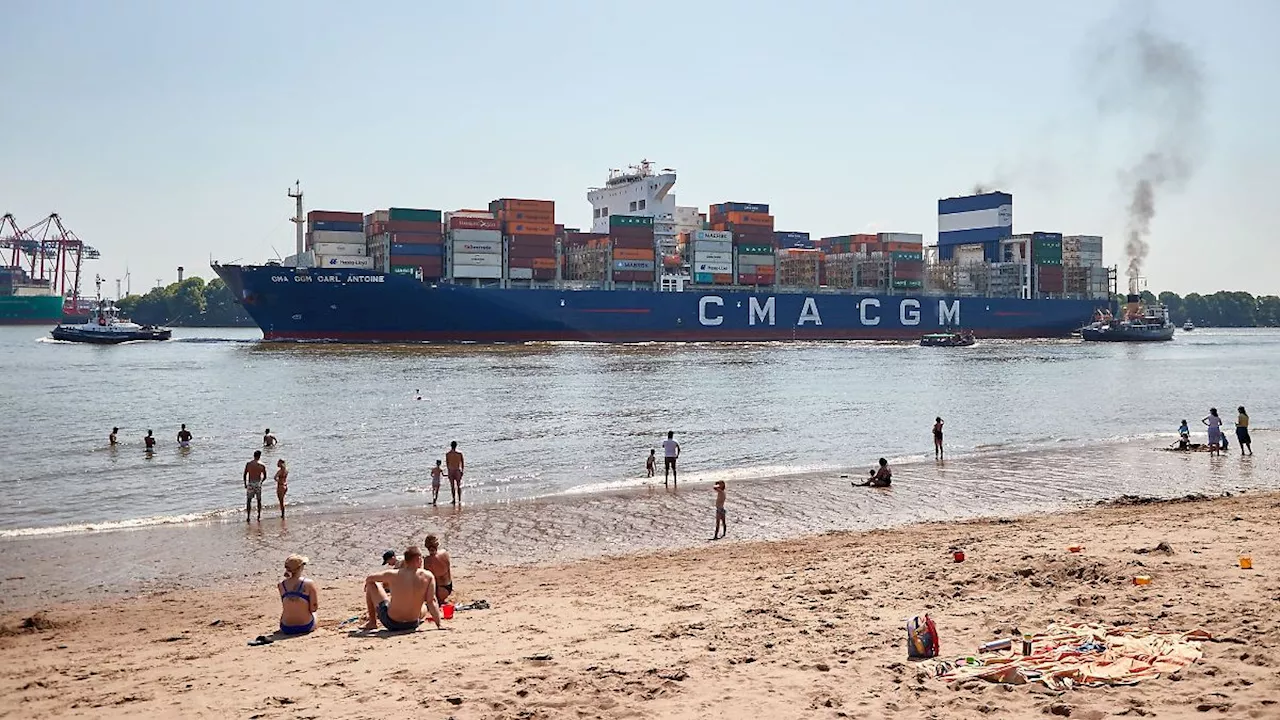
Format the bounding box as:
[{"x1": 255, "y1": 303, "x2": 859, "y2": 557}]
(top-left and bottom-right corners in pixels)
[
  {"x1": 506, "y1": 257, "x2": 534, "y2": 269},
  {"x1": 504, "y1": 221, "x2": 555, "y2": 235},
  {"x1": 609, "y1": 225, "x2": 654, "y2": 236},
  {"x1": 612, "y1": 237, "x2": 653, "y2": 250},
  {"x1": 531, "y1": 258, "x2": 558, "y2": 270},
  {"x1": 449, "y1": 216, "x2": 501, "y2": 231},
  {"x1": 390, "y1": 232, "x2": 443, "y2": 244},
  {"x1": 385, "y1": 220, "x2": 443, "y2": 234},
  {"x1": 1038, "y1": 266, "x2": 1064, "y2": 293},
  {"x1": 501, "y1": 209, "x2": 555, "y2": 224},
  {"x1": 712, "y1": 273, "x2": 733, "y2": 284},
  {"x1": 508, "y1": 233, "x2": 557, "y2": 245},
  {"x1": 307, "y1": 210, "x2": 363, "y2": 223},
  {"x1": 494, "y1": 198, "x2": 555, "y2": 214},
  {"x1": 508, "y1": 247, "x2": 556, "y2": 261},
  {"x1": 531, "y1": 268, "x2": 556, "y2": 281}
]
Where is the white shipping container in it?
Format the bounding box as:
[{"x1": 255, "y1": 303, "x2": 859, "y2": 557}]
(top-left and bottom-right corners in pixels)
[
  {"x1": 309, "y1": 242, "x2": 367, "y2": 257},
  {"x1": 508, "y1": 267, "x2": 534, "y2": 280},
  {"x1": 693, "y1": 230, "x2": 733, "y2": 242},
  {"x1": 444, "y1": 210, "x2": 495, "y2": 221},
  {"x1": 878, "y1": 232, "x2": 924, "y2": 244},
  {"x1": 309, "y1": 230, "x2": 366, "y2": 246},
  {"x1": 314, "y1": 254, "x2": 375, "y2": 269},
  {"x1": 737, "y1": 254, "x2": 775, "y2": 266},
  {"x1": 453, "y1": 253, "x2": 502, "y2": 267},
  {"x1": 453, "y1": 265, "x2": 503, "y2": 280},
  {"x1": 692, "y1": 240, "x2": 732, "y2": 254},
  {"x1": 694, "y1": 251, "x2": 732, "y2": 263},
  {"x1": 449, "y1": 228, "x2": 502, "y2": 243},
  {"x1": 451, "y1": 239, "x2": 501, "y2": 254},
  {"x1": 693, "y1": 261, "x2": 733, "y2": 274}
]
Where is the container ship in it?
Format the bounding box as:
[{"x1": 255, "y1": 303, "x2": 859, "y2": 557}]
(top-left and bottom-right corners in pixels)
[
  {"x1": 0, "y1": 267, "x2": 63, "y2": 325},
  {"x1": 213, "y1": 166, "x2": 1112, "y2": 343},
  {"x1": 1, "y1": 213, "x2": 97, "y2": 325}
]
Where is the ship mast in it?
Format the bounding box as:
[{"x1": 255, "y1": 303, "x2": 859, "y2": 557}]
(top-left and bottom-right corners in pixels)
[{"x1": 288, "y1": 181, "x2": 304, "y2": 258}]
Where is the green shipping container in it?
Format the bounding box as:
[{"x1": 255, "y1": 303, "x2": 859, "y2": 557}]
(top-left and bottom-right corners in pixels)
[
  {"x1": 609, "y1": 215, "x2": 654, "y2": 227},
  {"x1": 736, "y1": 244, "x2": 775, "y2": 256},
  {"x1": 890, "y1": 251, "x2": 924, "y2": 262},
  {"x1": 388, "y1": 208, "x2": 443, "y2": 223},
  {"x1": 892, "y1": 279, "x2": 924, "y2": 289}
]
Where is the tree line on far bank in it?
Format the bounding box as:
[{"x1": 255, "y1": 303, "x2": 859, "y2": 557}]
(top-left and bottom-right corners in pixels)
[
  {"x1": 116, "y1": 276, "x2": 254, "y2": 327},
  {"x1": 1128, "y1": 290, "x2": 1280, "y2": 327}
]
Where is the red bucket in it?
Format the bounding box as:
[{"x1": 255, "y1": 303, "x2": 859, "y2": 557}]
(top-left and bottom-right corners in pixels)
[
  {"x1": 441, "y1": 603, "x2": 455, "y2": 620},
  {"x1": 953, "y1": 551, "x2": 965, "y2": 563}
]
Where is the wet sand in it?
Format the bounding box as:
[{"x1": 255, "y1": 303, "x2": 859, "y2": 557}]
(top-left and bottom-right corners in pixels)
[
  {"x1": 0, "y1": 435, "x2": 1273, "y2": 610},
  {"x1": 2, "y1": 490, "x2": 1278, "y2": 719}
]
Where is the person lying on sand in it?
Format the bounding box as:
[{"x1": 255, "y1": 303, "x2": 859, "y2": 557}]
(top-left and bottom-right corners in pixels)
[{"x1": 361, "y1": 545, "x2": 444, "y2": 632}]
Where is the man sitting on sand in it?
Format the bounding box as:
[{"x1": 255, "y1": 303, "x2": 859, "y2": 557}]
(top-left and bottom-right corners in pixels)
[{"x1": 361, "y1": 546, "x2": 444, "y2": 632}]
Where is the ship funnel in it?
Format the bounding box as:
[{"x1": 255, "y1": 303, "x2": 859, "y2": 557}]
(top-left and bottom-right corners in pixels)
[{"x1": 1125, "y1": 293, "x2": 1141, "y2": 319}]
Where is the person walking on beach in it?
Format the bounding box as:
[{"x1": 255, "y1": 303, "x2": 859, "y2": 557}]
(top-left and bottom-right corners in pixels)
[
  {"x1": 424, "y1": 534, "x2": 453, "y2": 606},
  {"x1": 144, "y1": 429, "x2": 156, "y2": 452},
  {"x1": 177, "y1": 424, "x2": 193, "y2": 448},
  {"x1": 277, "y1": 554, "x2": 318, "y2": 636},
  {"x1": 646, "y1": 449, "x2": 656, "y2": 478},
  {"x1": 445, "y1": 442, "x2": 464, "y2": 505},
  {"x1": 244, "y1": 450, "x2": 268, "y2": 522},
  {"x1": 1202, "y1": 408, "x2": 1223, "y2": 457},
  {"x1": 109, "y1": 427, "x2": 119, "y2": 446},
  {"x1": 274, "y1": 459, "x2": 289, "y2": 518},
  {"x1": 361, "y1": 545, "x2": 444, "y2": 632},
  {"x1": 430, "y1": 460, "x2": 443, "y2": 506},
  {"x1": 1236, "y1": 406, "x2": 1253, "y2": 455},
  {"x1": 932, "y1": 417, "x2": 944, "y2": 459},
  {"x1": 263, "y1": 428, "x2": 277, "y2": 448},
  {"x1": 712, "y1": 481, "x2": 727, "y2": 540},
  {"x1": 662, "y1": 431, "x2": 681, "y2": 487}
]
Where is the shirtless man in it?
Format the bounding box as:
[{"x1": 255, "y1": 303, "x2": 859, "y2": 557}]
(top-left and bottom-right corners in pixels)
[
  {"x1": 361, "y1": 546, "x2": 444, "y2": 632},
  {"x1": 144, "y1": 429, "x2": 156, "y2": 452},
  {"x1": 243, "y1": 450, "x2": 268, "y2": 522},
  {"x1": 424, "y1": 534, "x2": 453, "y2": 605},
  {"x1": 109, "y1": 427, "x2": 119, "y2": 446},
  {"x1": 263, "y1": 428, "x2": 277, "y2": 448},
  {"x1": 177, "y1": 424, "x2": 193, "y2": 448},
  {"x1": 445, "y1": 441, "x2": 465, "y2": 505}
]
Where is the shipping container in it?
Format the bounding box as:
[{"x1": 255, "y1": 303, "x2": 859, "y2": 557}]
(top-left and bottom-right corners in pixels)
[
  {"x1": 390, "y1": 243, "x2": 443, "y2": 257},
  {"x1": 454, "y1": 253, "x2": 502, "y2": 267},
  {"x1": 719, "y1": 211, "x2": 774, "y2": 228},
  {"x1": 307, "y1": 210, "x2": 362, "y2": 223},
  {"x1": 611, "y1": 237, "x2": 654, "y2": 250},
  {"x1": 531, "y1": 268, "x2": 557, "y2": 281},
  {"x1": 309, "y1": 242, "x2": 366, "y2": 257},
  {"x1": 504, "y1": 222, "x2": 556, "y2": 236},
  {"x1": 390, "y1": 255, "x2": 443, "y2": 271},
  {"x1": 452, "y1": 239, "x2": 501, "y2": 254},
  {"x1": 309, "y1": 220, "x2": 364, "y2": 233},
  {"x1": 453, "y1": 265, "x2": 503, "y2": 280},
  {"x1": 609, "y1": 215, "x2": 655, "y2": 228},
  {"x1": 508, "y1": 267, "x2": 534, "y2": 280},
  {"x1": 390, "y1": 265, "x2": 420, "y2": 277},
  {"x1": 613, "y1": 248, "x2": 655, "y2": 261},
  {"x1": 694, "y1": 251, "x2": 732, "y2": 263},
  {"x1": 314, "y1": 254, "x2": 375, "y2": 269},
  {"x1": 365, "y1": 210, "x2": 390, "y2": 225},
  {"x1": 736, "y1": 244, "x2": 775, "y2": 256},
  {"x1": 308, "y1": 230, "x2": 366, "y2": 246},
  {"x1": 501, "y1": 209, "x2": 555, "y2": 224},
  {"x1": 694, "y1": 261, "x2": 733, "y2": 274},
  {"x1": 891, "y1": 279, "x2": 924, "y2": 289},
  {"x1": 693, "y1": 229, "x2": 732, "y2": 242},
  {"x1": 889, "y1": 251, "x2": 924, "y2": 262},
  {"x1": 508, "y1": 248, "x2": 556, "y2": 262},
  {"x1": 737, "y1": 274, "x2": 776, "y2": 285},
  {"x1": 385, "y1": 220, "x2": 443, "y2": 234},
  {"x1": 449, "y1": 216, "x2": 501, "y2": 231},
  {"x1": 388, "y1": 208, "x2": 442, "y2": 223},
  {"x1": 449, "y1": 228, "x2": 502, "y2": 243},
  {"x1": 692, "y1": 240, "x2": 732, "y2": 254},
  {"x1": 612, "y1": 259, "x2": 656, "y2": 272},
  {"x1": 529, "y1": 257, "x2": 558, "y2": 270},
  {"x1": 388, "y1": 232, "x2": 443, "y2": 245},
  {"x1": 878, "y1": 232, "x2": 924, "y2": 245},
  {"x1": 493, "y1": 199, "x2": 555, "y2": 214}
]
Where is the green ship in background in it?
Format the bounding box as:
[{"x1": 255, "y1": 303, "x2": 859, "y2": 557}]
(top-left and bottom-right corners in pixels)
[{"x1": 0, "y1": 268, "x2": 64, "y2": 325}]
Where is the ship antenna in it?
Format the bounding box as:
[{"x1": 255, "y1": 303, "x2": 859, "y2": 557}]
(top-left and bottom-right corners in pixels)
[{"x1": 288, "y1": 181, "x2": 304, "y2": 259}]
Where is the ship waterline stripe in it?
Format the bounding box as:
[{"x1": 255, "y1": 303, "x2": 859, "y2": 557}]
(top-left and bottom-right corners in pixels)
[{"x1": 261, "y1": 327, "x2": 1071, "y2": 343}]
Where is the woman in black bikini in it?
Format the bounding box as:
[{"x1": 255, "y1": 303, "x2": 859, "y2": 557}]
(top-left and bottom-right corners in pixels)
[{"x1": 933, "y1": 417, "x2": 944, "y2": 459}]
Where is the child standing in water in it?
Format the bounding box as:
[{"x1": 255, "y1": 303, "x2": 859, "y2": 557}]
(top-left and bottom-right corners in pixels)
[
  {"x1": 430, "y1": 460, "x2": 443, "y2": 506},
  {"x1": 646, "y1": 449, "x2": 656, "y2": 478},
  {"x1": 712, "y1": 481, "x2": 727, "y2": 540}
]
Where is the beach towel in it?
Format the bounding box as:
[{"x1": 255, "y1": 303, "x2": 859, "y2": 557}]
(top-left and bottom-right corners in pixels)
[{"x1": 921, "y1": 623, "x2": 1209, "y2": 690}]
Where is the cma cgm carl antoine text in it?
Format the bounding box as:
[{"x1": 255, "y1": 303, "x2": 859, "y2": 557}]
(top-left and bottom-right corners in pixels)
[{"x1": 213, "y1": 168, "x2": 1107, "y2": 343}]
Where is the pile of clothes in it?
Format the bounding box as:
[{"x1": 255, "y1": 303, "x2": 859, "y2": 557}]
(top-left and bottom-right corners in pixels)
[{"x1": 923, "y1": 623, "x2": 1211, "y2": 690}]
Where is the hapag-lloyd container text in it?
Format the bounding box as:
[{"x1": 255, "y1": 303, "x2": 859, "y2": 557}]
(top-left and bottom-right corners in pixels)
[
  {"x1": 314, "y1": 254, "x2": 375, "y2": 269},
  {"x1": 695, "y1": 261, "x2": 733, "y2": 273},
  {"x1": 449, "y1": 216, "x2": 502, "y2": 231}
]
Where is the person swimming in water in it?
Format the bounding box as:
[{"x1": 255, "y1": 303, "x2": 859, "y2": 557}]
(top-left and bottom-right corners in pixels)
[{"x1": 263, "y1": 428, "x2": 277, "y2": 448}]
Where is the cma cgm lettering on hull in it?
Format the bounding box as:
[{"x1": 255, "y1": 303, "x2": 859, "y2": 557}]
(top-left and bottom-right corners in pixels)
[{"x1": 213, "y1": 265, "x2": 1096, "y2": 342}]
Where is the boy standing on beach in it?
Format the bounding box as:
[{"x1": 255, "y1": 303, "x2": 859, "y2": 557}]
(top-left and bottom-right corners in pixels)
[
  {"x1": 445, "y1": 442, "x2": 465, "y2": 505},
  {"x1": 712, "y1": 481, "x2": 727, "y2": 540},
  {"x1": 430, "y1": 460, "x2": 443, "y2": 506},
  {"x1": 646, "y1": 449, "x2": 656, "y2": 478}
]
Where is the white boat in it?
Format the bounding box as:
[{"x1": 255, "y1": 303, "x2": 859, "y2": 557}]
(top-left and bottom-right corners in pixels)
[
  {"x1": 50, "y1": 286, "x2": 171, "y2": 344},
  {"x1": 1182, "y1": 320, "x2": 1194, "y2": 331}
]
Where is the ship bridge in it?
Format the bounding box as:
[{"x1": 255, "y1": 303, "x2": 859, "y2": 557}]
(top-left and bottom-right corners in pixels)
[{"x1": 587, "y1": 160, "x2": 700, "y2": 254}]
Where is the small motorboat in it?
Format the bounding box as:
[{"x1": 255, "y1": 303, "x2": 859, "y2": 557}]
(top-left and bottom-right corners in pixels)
[
  {"x1": 920, "y1": 330, "x2": 975, "y2": 347},
  {"x1": 1182, "y1": 320, "x2": 1195, "y2": 332},
  {"x1": 50, "y1": 296, "x2": 171, "y2": 344}
]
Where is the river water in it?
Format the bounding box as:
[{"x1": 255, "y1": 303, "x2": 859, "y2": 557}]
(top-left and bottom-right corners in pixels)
[{"x1": 1, "y1": 327, "x2": 1275, "y2": 536}]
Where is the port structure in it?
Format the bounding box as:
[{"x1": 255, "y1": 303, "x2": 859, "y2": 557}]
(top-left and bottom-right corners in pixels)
[{"x1": 0, "y1": 213, "x2": 100, "y2": 311}]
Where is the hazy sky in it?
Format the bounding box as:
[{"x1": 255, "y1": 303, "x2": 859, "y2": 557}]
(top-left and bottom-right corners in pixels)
[{"x1": 3, "y1": 1, "x2": 1277, "y2": 295}]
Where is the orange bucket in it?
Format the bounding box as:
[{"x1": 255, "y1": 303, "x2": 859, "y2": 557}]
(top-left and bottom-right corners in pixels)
[
  {"x1": 1239, "y1": 555, "x2": 1253, "y2": 570},
  {"x1": 1133, "y1": 575, "x2": 1152, "y2": 586}
]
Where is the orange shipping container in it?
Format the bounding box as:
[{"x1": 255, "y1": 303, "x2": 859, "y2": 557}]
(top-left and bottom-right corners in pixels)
[
  {"x1": 500, "y1": 199, "x2": 555, "y2": 214},
  {"x1": 712, "y1": 273, "x2": 733, "y2": 284},
  {"x1": 614, "y1": 248, "x2": 655, "y2": 261},
  {"x1": 531, "y1": 257, "x2": 558, "y2": 270},
  {"x1": 504, "y1": 221, "x2": 555, "y2": 236},
  {"x1": 723, "y1": 211, "x2": 775, "y2": 228},
  {"x1": 501, "y1": 209, "x2": 555, "y2": 224}
]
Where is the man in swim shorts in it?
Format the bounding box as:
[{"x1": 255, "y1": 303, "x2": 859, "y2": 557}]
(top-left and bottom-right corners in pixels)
[
  {"x1": 662, "y1": 431, "x2": 681, "y2": 487},
  {"x1": 445, "y1": 441, "x2": 465, "y2": 505},
  {"x1": 177, "y1": 424, "x2": 193, "y2": 448},
  {"x1": 109, "y1": 427, "x2": 119, "y2": 446},
  {"x1": 361, "y1": 545, "x2": 444, "y2": 632},
  {"x1": 244, "y1": 450, "x2": 267, "y2": 522},
  {"x1": 144, "y1": 429, "x2": 156, "y2": 452},
  {"x1": 424, "y1": 534, "x2": 453, "y2": 605}
]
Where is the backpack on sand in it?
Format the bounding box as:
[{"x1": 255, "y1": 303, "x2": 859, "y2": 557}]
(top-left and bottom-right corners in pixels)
[{"x1": 906, "y1": 615, "x2": 940, "y2": 659}]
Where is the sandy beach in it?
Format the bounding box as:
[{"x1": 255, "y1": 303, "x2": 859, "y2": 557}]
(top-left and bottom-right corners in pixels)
[{"x1": 3, "y1": 490, "x2": 1277, "y2": 719}]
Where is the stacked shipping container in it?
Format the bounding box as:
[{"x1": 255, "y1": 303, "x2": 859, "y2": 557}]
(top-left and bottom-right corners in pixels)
[
  {"x1": 492, "y1": 199, "x2": 557, "y2": 281},
  {"x1": 709, "y1": 202, "x2": 775, "y2": 286},
  {"x1": 447, "y1": 211, "x2": 502, "y2": 281},
  {"x1": 609, "y1": 215, "x2": 656, "y2": 284},
  {"x1": 689, "y1": 230, "x2": 733, "y2": 284},
  {"x1": 306, "y1": 211, "x2": 372, "y2": 269},
  {"x1": 1031, "y1": 231, "x2": 1064, "y2": 294},
  {"x1": 366, "y1": 208, "x2": 445, "y2": 280}
]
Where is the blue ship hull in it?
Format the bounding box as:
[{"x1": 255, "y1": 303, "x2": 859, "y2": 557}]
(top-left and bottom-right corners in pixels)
[{"x1": 213, "y1": 264, "x2": 1098, "y2": 342}]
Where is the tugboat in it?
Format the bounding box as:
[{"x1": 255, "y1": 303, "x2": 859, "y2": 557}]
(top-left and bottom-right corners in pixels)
[
  {"x1": 920, "y1": 329, "x2": 976, "y2": 347},
  {"x1": 1182, "y1": 320, "x2": 1195, "y2": 332},
  {"x1": 1080, "y1": 294, "x2": 1174, "y2": 342},
  {"x1": 50, "y1": 281, "x2": 171, "y2": 344}
]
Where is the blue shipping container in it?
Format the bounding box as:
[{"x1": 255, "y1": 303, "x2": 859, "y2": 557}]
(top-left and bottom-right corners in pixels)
[
  {"x1": 310, "y1": 221, "x2": 365, "y2": 233},
  {"x1": 775, "y1": 231, "x2": 810, "y2": 241},
  {"x1": 390, "y1": 243, "x2": 443, "y2": 257},
  {"x1": 722, "y1": 202, "x2": 769, "y2": 214}
]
